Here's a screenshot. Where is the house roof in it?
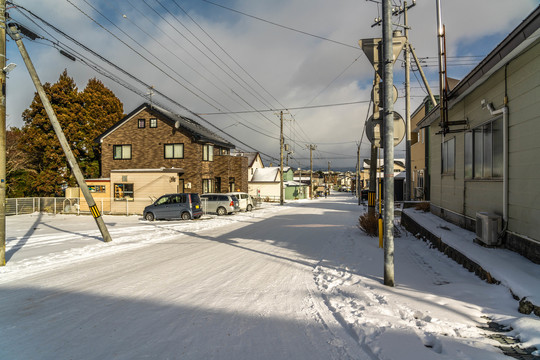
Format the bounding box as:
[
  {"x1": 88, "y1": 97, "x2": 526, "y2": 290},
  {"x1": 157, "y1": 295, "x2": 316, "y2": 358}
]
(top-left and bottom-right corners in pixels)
[
  {"x1": 95, "y1": 103, "x2": 235, "y2": 149},
  {"x1": 251, "y1": 166, "x2": 291, "y2": 182},
  {"x1": 417, "y1": 5, "x2": 540, "y2": 129},
  {"x1": 231, "y1": 151, "x2": 263, "y2": 167}
]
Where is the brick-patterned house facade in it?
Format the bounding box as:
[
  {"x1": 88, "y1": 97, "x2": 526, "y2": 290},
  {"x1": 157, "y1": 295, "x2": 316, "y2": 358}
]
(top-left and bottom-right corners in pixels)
[{"x1": 95, "y1": 103, "x2": 248, "y2": 198}]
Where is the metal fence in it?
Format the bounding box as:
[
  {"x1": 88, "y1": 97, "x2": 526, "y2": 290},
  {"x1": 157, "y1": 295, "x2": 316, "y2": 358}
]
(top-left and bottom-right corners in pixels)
[
  {"x1": 6, "y1": 197, "x2": 73, "y2": 216},
  {"x1": 6, "y1": 195, "x2": 271, "y2": 217}
]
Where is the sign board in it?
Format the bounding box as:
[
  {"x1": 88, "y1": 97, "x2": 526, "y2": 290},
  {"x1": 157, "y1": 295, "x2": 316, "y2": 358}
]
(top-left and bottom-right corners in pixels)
[
  {"x1": 358, "y1": 36, "x2": 407, "y2": 78},
  {"x1": 366, "y1": 111, "x2": 405, "y2": 148}
]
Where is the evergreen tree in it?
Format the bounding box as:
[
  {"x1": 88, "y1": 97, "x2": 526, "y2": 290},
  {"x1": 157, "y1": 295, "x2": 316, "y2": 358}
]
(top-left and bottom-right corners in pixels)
[
  {"x1": 78, "y1": 78, "x2": 124, "y2": 178},
  {"x1": 16, "y1": 70, "x2": 124, "y2": 196}
]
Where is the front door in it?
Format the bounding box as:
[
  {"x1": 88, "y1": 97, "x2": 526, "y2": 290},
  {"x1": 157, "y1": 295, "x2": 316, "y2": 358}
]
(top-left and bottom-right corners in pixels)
[{"x1": 178, "y1": 178, "x2": 185, "y2": 193}]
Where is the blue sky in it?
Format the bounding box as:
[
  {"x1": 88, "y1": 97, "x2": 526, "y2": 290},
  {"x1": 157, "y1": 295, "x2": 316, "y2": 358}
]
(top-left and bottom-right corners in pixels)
[{"x1": 5, "y1": 0, "x2": 538, "y2": 169}]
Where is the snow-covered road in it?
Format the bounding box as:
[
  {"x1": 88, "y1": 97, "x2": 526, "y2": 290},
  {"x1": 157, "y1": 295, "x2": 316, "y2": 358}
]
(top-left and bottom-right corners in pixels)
[{"x1": 1, "y1": 193, "x2": 537, "y2": 359}]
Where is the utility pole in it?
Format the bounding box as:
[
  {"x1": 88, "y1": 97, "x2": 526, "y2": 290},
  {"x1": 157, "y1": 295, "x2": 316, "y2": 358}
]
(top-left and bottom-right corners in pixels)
[
  {"x1": 0, "y1": 0, "x2": 6, "y2": 266},
  {"x1": 404, "y1": 1, "x2": 412, "y2": 201},
  {"x1": 308, "y1": 144, "x2": 316, "y2": 199},
  {"x1": 7, "y1": 24, "x2": 112, "y2": 243},
  {"x1": 382, "y1": 0, "x2": 395, "y2": 287},
  {"x1": 357, "y1": 143, "x2": 361, "y2": 204},
  {"x1": 280, "y1": 111, "x2": 284, "y2": 205}
]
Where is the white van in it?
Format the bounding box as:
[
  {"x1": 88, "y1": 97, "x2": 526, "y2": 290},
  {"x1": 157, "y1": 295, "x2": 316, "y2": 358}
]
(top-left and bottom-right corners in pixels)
[{"x1": 227, "y1": 192, "x2": 254, "y2": 212}]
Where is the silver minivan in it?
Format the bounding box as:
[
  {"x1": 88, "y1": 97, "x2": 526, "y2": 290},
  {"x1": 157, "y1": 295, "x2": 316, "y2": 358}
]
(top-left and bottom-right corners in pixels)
[
  {"x1": 200, "y1": 193, "x2": 240, "y2": 215},
  {"x1": 227, "y1": 192, "x2": 254, "y2": 212}
]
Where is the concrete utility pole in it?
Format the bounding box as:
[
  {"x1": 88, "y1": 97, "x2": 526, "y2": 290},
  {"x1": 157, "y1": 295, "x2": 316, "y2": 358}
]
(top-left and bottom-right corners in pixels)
[
  {"x1": 356, "y1": 144, "x2": 361, "y2": 204},
  {"x1": 7, "y1": 24, "x2": 112, "y2": 243},
  {"x1": 0, "y1": 0, "x2": 6, "y2": 266},
  {"x1": 280, "y1": 111, "x2": 284, "y2": 205},
  {"x1": 404, "y1": 2, "x2": 412, "y2": 201},
  {"x1": 382, "y1": 0, "x2": 395, "y2": 287},
  {"x1": 307, "y1": 144, "x2": 316, "y2": 199}
]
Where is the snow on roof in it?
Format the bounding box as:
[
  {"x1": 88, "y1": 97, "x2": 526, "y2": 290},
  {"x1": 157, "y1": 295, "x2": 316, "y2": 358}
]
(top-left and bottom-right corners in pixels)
[{"x1": 251, "y1": 167, "x2": 279, "y2": 182}]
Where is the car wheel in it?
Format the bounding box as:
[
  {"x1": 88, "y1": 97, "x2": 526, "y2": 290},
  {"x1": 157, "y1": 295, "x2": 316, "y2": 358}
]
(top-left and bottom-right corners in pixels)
[
  {"x1": 181, "y1": 212, "x2": 191, "y2": 220},
  {"x1": 145, "y1": 212, "x2": 155, "y2": 221},
  {"x1": 246, "y1": 204, "x2": 253, "y2": 212},
  {"x1": 217, "y1": 207, "x2": 226, "y2": 216}
]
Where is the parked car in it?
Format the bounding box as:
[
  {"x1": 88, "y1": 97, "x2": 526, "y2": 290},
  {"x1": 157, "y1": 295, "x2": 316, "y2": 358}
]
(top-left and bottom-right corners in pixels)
[
  {"x1": 200, "y1": 193, "x2": 240, "y2": 215},
  {"x1": 143, "y1": 193, "x2": 203, "y2": 221},
  {"x1": 227, "y1": 192, "x2": 254, "y2": 212}
]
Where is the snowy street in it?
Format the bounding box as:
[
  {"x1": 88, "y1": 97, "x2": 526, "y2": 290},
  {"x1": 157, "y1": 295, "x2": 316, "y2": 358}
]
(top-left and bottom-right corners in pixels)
[{"x1": 1, "y1": 193, "x2": 538, "y2": 359}]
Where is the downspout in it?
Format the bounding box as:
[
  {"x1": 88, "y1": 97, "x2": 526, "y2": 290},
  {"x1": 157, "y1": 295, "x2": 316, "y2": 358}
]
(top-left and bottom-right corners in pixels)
[{"x1": 485, "y1": 100, "x2": 509, "y2": 234}]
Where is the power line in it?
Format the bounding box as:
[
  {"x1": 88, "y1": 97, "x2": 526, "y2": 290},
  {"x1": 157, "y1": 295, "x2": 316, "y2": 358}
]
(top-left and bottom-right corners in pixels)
[
  {"x1": 8, "y1": 2, "x2": 280, "y2": 162},
  {"x1": 198, "y1": 100, "x2": 370, "y2": 115},
  {"x1": 199, "y1": 0, "x2": 361, "y2": 50}
]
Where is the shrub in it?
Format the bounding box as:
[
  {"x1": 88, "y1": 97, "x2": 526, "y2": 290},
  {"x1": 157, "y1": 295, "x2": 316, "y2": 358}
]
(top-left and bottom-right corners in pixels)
[
  {"x1": 358, "y1": 212, "x2": 379, "y2": 237},
  {"x1": 415, "y1": 202, "x2": 430, "y2": 212}
]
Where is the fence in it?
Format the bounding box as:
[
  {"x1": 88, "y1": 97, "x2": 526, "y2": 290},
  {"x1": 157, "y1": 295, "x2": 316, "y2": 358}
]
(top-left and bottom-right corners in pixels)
[{"x1": 6, "y1": 195, "x2": 272, "y2": 217}]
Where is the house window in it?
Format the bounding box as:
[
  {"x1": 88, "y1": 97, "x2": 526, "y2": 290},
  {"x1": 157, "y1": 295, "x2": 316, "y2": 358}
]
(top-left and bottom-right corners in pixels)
[
  {"x1": 220, "y1": 148, "x2": 229, "y2": 155},
  {"x1": 465, "y1": 117, "x2": 503, "y2": 179},
  {"x1": 150, "y1": 118, "x2": 157, "y2": 128},
  {"x1": 203, "y1": 144, "x2": 214, "y2": 161},
  {"x1": 441, "y1": 137, "x2": 455, "y2": 175},
  {"x1": 88, "y1": 185, "x2": 106, "y2": 193},
  {"x1": 138, "y1": 119, "x2": 145, "y2": 128},
  {"x1": 113, "y1": 145, "x2": 132, "y2": 160},
  {"x1": 214, "y1": 177, "x2": 221, "y2": 192},
  {"x1": 202, "y1": 179, "x2": 214, "y2": 194},
  {"x1": 114, "y1": 183, "x2": 134, "y2": 201},
  {"x1": 229, "y1": 177, "x2": 235, "y2": 192},
  {"x1": 164, "y1": 143, "x2": 184, "y2": 159}
]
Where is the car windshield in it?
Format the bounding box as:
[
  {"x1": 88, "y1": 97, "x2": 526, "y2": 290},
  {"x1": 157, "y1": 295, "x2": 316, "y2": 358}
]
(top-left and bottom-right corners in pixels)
[
  {"x1": 190, "y1": 194, "x2": 200, "y2": 203},
  {"x1": 155, "y1": 196, "x2": 170, "y2": 205}
]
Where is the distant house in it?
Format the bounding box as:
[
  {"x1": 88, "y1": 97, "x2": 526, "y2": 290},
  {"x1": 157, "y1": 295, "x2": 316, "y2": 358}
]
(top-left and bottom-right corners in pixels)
[
  {"x1": 231, "y1": 151, "x2": 264, "y2": 181},
  {"x1": 410, "y1": 96, "x2": 438, "y2": 200},
  {"x1": 82, "y1": 103, "x2": 248, "y2": 214},
  {"x1": 248, "y1": 167, "x2": 307, "y2": 200},
  {"x1": 417, "y1": 6, "x2": 540, "y2": 263}
]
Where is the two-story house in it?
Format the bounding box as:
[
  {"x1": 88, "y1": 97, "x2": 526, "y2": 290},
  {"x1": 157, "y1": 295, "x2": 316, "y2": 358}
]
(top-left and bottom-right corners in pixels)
[{"x1": 87, "y1": 103, "x2": 248, "y2": 214}]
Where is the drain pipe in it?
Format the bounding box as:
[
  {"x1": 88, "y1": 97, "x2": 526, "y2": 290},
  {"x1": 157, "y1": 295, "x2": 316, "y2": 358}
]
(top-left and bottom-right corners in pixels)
[{"x1": 484, "y1": 99, "x2": 509, "y2": 233}]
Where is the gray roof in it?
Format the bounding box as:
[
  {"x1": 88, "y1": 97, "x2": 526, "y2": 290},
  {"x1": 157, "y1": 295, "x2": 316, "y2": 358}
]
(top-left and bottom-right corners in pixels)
[{"x1": 96, "y1": 103, "x2": 235, "y2": 148}]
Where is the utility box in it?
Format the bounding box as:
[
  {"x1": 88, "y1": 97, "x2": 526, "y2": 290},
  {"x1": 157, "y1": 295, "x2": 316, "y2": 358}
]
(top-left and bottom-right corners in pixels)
[{"x1": 475, "y1": 212, "x2": 502, "y2": 246}]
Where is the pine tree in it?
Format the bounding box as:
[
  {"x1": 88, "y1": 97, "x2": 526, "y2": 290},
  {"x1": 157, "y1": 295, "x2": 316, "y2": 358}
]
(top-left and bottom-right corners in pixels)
[{"x1": 16, "y1": 70, "x2": 124, "y2": 196}]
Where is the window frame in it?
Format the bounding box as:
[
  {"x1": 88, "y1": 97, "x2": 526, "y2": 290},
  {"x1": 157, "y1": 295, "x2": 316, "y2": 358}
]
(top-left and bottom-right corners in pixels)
[
  {"x1": 149, "y1": 118, "x2": 157, "y2": 128},
  {"x1": 164, "y1": 143, "x2": 184, "y2": 159},
  {"x1": 114, "y1": 183, "x2": 134, "y2": 201},
  {"x1": 464, "y1": 116, "x2": 503, "y2": 180},
  {"x1": 203, "y1": 144, "x2": 214, "y2": 162},
  {"x1": 441, "y1": 137, "x2": 455, "y2": 175},
  {"x1": 202, "y1": 178, "x2": 214, "y2": 194},
  {"x1": 113, "y1": 144, "x2": 132, "y2": 160},
  {"x1": 138, "y1": 119, "x2": 146, "y2": 128}
]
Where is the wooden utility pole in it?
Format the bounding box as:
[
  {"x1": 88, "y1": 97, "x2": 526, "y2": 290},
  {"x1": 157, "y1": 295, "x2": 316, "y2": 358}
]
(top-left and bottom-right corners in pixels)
[
  {"x1": 7, "y1": 24, "x2": 112, "y2": 243},
  {"x1": 0, "y1": 0, "x2": 6, "y2": 266}
]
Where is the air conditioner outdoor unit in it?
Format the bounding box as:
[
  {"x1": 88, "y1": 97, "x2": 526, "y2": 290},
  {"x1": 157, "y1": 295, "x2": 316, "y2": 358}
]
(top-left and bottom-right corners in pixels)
[{"x1": 475, "y1": 212, "x2": 502, "y2": 246}]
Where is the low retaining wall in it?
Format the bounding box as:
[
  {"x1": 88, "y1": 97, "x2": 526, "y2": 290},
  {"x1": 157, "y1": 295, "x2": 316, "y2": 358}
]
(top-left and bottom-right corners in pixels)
[{"x1": 401, "y1": 211, "x2": 540, "y2": 317}]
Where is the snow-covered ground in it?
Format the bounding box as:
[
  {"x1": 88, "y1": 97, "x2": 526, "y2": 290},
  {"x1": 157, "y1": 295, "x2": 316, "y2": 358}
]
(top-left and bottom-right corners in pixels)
[{"x1": 1, "y1": 193, "x2": 538, "y2": 359}]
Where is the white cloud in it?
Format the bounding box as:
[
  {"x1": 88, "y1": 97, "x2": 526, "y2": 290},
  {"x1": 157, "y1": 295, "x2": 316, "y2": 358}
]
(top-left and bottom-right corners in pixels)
[{"x1": 6, "y1": 0, "x2": 537, "y2": 169}]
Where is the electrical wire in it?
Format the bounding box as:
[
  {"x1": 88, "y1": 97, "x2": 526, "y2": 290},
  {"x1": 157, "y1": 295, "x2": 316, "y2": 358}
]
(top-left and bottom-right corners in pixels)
[{"x1": 199, "y1": 0, "x2": 361, "y2": 50}]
